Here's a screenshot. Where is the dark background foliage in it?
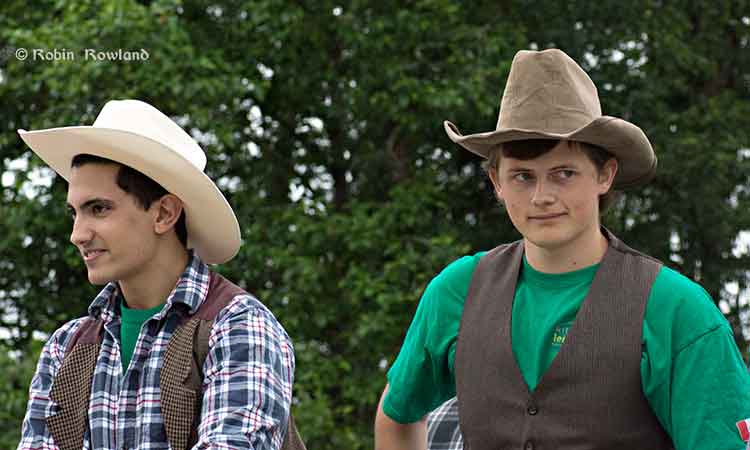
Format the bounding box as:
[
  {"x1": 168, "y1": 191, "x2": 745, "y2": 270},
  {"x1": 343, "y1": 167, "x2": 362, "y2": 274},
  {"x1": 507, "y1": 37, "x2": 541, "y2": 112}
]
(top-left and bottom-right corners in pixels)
[{"x1": 1, "y1": 0, "x2": 749, "y2": 448}]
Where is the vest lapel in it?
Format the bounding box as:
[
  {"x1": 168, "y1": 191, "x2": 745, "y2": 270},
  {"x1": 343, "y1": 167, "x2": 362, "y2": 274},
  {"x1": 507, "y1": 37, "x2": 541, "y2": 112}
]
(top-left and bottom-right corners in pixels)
[
  {"x1": 160, "y1": 272, "x2": 242, "y2": 450},
  {"x1": 47, "y1": 321, "x2": 102, "y2": 450},
  {"x1": 456, "y1": 239, "x2": 528, "y2": 440},
  {"x1": 160, "y1": 313, "x2": 201, "y2": 450}
]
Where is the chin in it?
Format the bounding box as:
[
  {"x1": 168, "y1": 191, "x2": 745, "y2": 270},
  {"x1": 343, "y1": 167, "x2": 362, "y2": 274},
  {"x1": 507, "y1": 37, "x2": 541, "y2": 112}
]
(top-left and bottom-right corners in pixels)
[
  {"x1": 524, "y1": 227, "x2": 575, "y2": 250},
  {"x1": 87, "y1": 270, "x2": 115, "y2": 286},
  {"x1": 528, "y1": 237, "x2": 567, "y2": 251}
]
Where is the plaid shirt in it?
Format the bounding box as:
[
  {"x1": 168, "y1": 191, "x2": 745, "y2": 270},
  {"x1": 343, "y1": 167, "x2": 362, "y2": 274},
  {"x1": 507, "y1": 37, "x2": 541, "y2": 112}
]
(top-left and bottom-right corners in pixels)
[
  {"x1": 18, "y1": 252, "x2": 294, "y2": 450},
  {"x1": 427, "y1": 397, "x2": 463, "y2": 450}
]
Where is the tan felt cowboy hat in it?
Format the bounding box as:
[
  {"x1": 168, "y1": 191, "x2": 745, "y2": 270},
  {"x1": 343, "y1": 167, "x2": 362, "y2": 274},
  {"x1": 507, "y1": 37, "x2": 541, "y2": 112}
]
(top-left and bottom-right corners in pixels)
[
  {"x1": 444, "y1": 48, "x2": 656, "y2": 189},
  {"x1": 17, "y1": 99, "x2": 241, "y2": 264}
]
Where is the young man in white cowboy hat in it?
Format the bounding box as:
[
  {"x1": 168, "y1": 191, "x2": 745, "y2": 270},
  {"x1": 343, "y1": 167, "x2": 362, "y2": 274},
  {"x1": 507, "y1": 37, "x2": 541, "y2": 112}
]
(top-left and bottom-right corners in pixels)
[
  {"x1": 15, "y1": 100, "x2": 295, "y2": 449},
  {"x1": 374, "y1": 49, "x2": 750, "y2": 450}
]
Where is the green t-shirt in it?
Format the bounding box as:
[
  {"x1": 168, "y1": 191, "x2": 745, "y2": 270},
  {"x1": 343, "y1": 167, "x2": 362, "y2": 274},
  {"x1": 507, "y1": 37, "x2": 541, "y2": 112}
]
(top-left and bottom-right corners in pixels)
[
  {"x1": 119, "y1": 299, "x2": 165, "y2": 373},
  {"x1": 384, "y1": 251, "x2": 750, "y2": 450}
]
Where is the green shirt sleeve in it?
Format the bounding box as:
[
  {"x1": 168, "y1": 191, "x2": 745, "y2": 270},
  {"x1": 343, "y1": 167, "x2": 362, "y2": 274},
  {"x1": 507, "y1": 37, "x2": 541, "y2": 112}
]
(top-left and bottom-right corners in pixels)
[
  {"x1": 670, "y1": 325, "x2": 749, "y2": 450},
  {"x1": 642, "y1": 267, "x2": 750, "y2": 450},
  {"x1": 383, "y1": 252, "x2": 484, "y2": 423}
]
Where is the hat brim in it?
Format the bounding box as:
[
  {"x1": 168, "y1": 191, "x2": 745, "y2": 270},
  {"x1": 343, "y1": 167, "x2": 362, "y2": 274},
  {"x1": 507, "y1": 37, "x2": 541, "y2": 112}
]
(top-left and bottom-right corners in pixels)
[
  {"x1": 444, "y1": 116, "x2": 656, "y2": 189},
  {"x1": 17, "y1": 126, "x2": 241, "y2": 264}
]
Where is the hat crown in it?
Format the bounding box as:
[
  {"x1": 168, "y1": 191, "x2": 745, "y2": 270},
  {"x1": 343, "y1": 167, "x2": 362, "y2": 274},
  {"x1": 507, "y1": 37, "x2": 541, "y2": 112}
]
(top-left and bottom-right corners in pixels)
[
  {"x1": 497, "y1": 49, "x2": 602, "y2": 134},
  {"x1": 92, "y1": 100, "x2": 207, "y2": 171},
  {"x1": 443, "y1": 48, "x2": 657, "y2": 189}
]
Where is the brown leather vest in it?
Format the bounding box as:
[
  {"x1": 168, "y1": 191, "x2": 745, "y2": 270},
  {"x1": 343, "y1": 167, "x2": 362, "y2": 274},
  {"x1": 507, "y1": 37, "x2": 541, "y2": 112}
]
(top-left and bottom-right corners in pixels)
[
  {"x1": 46, "y1": 272, "x2": 306, "y2": 450},
  {"x1": 455, "y1": 230, "x2": 674, "y2": 450}
]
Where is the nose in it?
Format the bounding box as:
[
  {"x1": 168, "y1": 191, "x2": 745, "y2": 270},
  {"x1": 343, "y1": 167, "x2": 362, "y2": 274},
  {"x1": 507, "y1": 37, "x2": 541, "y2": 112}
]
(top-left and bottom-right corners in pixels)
[
  {"x1": 531, "y1": 178, "x2": 556, "y2": 206},
  {"x1": 70, "y1": 216, "x2": 94, "y2": 246}
]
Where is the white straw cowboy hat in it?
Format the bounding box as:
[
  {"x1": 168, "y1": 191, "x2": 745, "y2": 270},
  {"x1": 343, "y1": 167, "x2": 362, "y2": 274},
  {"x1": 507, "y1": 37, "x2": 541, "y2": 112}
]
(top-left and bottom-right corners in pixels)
[
  {"x1": 444, "y1": 48, "x2": 656, "y2": 189},
  {"x1": 17, "y1": 99, "x2": 241, "y2": 264}
]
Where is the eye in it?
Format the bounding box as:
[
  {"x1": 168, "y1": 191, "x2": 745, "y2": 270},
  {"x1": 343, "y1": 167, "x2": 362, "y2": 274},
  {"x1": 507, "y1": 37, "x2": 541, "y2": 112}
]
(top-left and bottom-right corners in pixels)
[
  {"x1": 554, "y1": 169, "x2": 576, "y2": 180},
  {"x1": 91, "y1": 204, "x2": 109, "y2": 216},
  {"x1": 513, "y1": 172, "x2": 534, "y2": 182}
]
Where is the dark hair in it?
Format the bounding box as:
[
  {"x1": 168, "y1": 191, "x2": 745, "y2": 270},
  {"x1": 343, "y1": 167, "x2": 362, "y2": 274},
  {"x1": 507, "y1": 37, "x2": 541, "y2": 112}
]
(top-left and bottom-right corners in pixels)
[
  {"x1": 70, "y1": 154, "x2": 188, "y2": 246},
  {"x1": 484, "y1": 139, "x2": 619, "y2": 212}
]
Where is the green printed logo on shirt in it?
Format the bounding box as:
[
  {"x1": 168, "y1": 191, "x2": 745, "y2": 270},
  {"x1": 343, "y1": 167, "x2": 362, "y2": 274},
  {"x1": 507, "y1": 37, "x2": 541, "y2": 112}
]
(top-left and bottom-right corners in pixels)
[{"x1": 552, "y1": 323, "x2": 572, "y2": 346}]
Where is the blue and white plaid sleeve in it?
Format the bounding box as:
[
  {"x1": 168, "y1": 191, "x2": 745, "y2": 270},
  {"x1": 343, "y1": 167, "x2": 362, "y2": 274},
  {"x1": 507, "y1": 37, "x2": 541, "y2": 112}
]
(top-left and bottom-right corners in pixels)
[
  {"x1": 427, "y1": 397, "x2": 463, "y2": 450},
  {"x1": 195, "y1": 294, "x2": 295, "y2": 450}
]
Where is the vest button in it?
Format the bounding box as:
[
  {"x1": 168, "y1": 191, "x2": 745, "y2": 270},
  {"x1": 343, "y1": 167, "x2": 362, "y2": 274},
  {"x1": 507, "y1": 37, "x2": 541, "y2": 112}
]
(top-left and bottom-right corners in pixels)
[
  {"x1": 524, "y1": 440, "x2": 535, "y2": 450},
  {"x1": 527, "y1": 404, "x2": 538, "y2": 415}
]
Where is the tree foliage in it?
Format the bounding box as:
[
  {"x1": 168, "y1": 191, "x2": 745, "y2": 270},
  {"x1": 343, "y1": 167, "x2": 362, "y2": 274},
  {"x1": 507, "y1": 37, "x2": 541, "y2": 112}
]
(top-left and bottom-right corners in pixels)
[{"x1": 1, "y1": 0, "x2": 749, "y2": 448}]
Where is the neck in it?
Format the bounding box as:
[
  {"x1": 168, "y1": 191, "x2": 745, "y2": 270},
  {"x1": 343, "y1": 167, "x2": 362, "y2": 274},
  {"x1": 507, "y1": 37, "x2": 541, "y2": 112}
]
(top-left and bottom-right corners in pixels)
[
  {"x1": 119, "y1": 244, "x2": 189, "y2": 310},
  {"x1": 524, "y1": 225, "x2": 608, "y2": 273}
]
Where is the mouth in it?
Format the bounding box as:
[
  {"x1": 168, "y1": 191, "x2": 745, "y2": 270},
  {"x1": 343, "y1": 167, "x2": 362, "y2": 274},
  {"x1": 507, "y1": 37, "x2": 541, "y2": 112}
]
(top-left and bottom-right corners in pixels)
[
  {"x1": 82, "y1": 249, "x2": 107, "y2": 262},
  {"x1": 528, "y1": 213, "x2": 567, "y2": 221}
]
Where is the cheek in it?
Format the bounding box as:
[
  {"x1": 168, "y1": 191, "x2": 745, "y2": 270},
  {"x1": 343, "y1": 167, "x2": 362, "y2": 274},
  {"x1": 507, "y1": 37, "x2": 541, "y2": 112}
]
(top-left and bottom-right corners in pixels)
[
  {"x1": 564, "y1": 186, "x2": 599, "y2": 214},
  {"x1": 502, "y1": 196, "x2": 527, "y2": 223},
  {"x1": 128, "y1": 207, "x2": 158, "y2": 231},
  {"x1": 112, "y1": 214, "x2": 157, "y2": 248}
]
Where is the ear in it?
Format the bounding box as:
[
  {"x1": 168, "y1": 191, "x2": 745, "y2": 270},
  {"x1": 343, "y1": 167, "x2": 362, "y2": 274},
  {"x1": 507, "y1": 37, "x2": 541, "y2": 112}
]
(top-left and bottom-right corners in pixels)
[
  {"x1": 597, "y1": 158, "x2": 618, "y2": 194},
  {"x1": 153, "y1": 194, "x2": 184, "y2": 236},
  {"x1": 487, "y1": 166, "x2": 505, "y2": 202}
]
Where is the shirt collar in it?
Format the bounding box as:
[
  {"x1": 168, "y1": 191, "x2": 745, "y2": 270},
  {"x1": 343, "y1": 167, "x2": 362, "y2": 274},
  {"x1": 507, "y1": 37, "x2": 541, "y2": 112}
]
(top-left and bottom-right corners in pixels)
[{"x1": 87, "y1": 250, "x2": 212, "y2": 321}]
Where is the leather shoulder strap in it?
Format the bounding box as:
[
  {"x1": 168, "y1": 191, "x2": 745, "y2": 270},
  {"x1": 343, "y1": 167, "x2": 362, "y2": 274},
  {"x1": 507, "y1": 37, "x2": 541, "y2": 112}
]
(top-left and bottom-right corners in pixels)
[
  {"x1": 191, "y1": 272, "x2": 245, "y2": 380},
  {"x1": 283, "y1": 414, "x2": 308, "y2": 450}
]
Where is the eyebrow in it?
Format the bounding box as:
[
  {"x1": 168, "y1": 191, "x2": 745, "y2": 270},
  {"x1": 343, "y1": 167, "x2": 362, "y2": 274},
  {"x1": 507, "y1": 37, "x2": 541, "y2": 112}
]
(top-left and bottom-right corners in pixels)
[
  {"x1": 506, "y1": 166, "x2": 533, "y2": 173},
  {"x1": 66, "y1": 198, "x2": 114, "y2": 213},
  {"x1": 506, "y1": 164, "x2": 580, "y2": 172}
]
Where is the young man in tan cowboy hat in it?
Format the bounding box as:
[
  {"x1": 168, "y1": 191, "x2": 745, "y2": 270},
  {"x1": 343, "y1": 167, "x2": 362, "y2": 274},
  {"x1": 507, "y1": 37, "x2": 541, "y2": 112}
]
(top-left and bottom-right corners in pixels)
[
  {"x1": 374, "y1": 49, "x2": 750, "y2": 450},
  {"x1": 15, "y1": 100, "x2": 295, "y2": 449}
]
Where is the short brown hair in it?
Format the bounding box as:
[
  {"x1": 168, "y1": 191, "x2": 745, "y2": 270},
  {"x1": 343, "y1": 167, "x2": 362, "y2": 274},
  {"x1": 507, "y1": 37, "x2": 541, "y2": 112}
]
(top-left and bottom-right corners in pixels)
[{"x1": 484, "y1": 139, "x2": 620, "y2": 213}]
